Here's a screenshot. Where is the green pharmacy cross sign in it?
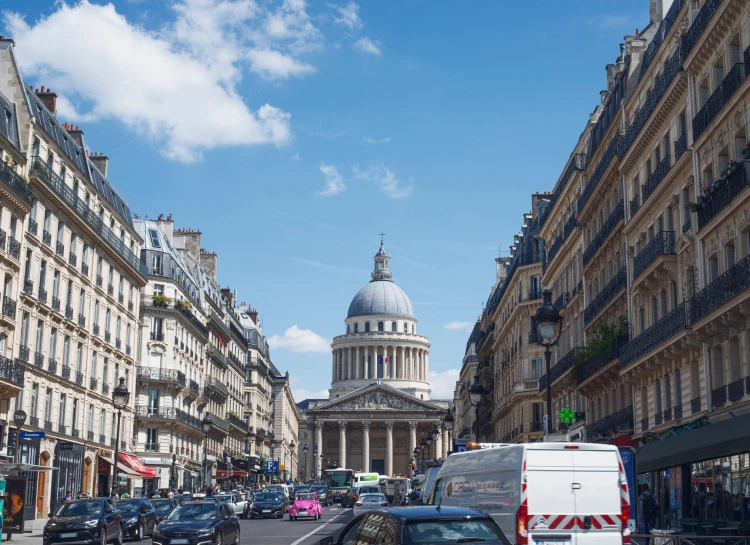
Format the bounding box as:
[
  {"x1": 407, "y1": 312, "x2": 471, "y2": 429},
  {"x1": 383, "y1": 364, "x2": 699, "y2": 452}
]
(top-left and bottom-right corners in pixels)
[{"x1": 558, "y1": 407, "x2": 576, "y2": 425}]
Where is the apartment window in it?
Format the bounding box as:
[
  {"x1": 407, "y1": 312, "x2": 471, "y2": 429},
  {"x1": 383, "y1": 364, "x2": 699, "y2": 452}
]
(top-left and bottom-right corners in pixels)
[
  {"x1": 76, "y1": 342, "x2": 83, "y2": 373},
  {"x1": 44, "y1": 388, "x2": 52, "y2": 423},
  {"x1": 105, "y1": 308, "x2": 111, "y2": 332},
  {"x1": 665, "y1": 374, "x2": 672, "y2": 412},
  {"x1": 100, "y1": 409, "x2": 106, "y2": 439},
  {"x1": 708, "y1": 256, "x2": 719, "y2": 282},
  {"x1": 56, "y1": 222, "x2": 65, "y2": 247},
  {"x1": 354, "y1": 323, "x2": 359, "y2": 333},
  {"x1": 78, "y1": 289, "x2": 85, "y2": 316},
  {"x1": 58, "y1": 394, "x2": 66, "y2": 427},
  {"x1": 681, "y1": 188, "x2": 690, "y2": 224},
  {"x1": 30, "y1": 383, "x2": 39, "y2": 418},
  {"x1": 20, "y1": 311, "x2": 29, "y2": 347},
  {"x1": 39, "y1": 260, "x2": 47, "y2": 291},
  {"x1": 63, "y1": 335, "x2": 71, "y2": 367},
  {"x1": 149, "y1": 229, "x2": 161, "y2": 248},
  {"x1": 531, "y1": 358, "x2": 543, "y2": 379},
  {"x1": 725, "y1": 243, "x2": 736, "y2": 270},
  {"x1": 49, "y1": 328, "x2": 57, "y2": 361},
  {"x1": 377, "y1": 321, "x2": 384, "y2": 332},
  {"x1": 97, "y1": 257, "x2": 103, "y2": 277},
  {"x1": 52, "y1": 270, "x2": 60, "y2": 299},
  {"x1": 87, "y1": 404, "x2": 94, "y2": 434},
  {"x1": 675, "y1": 369, "x2": 683, "y2": 409},
  {"x1": 92, "y1": 352, "x2": 98, "y2": 380},
  {"x1": 364, "y1": 322, "x2": 370, "y2": 332},
  {"x1": 153, "y1": 284, "x2": 164, "y2": 296},
  {"x1": 103, "y1": 358, "x2": 109, "y2": 386},
  {"x1": 152, "y1": 317, "x2": 163, "y2": 337},
  {"x1": 146, "y1": 428, "x2": 159, "y2": 451}
]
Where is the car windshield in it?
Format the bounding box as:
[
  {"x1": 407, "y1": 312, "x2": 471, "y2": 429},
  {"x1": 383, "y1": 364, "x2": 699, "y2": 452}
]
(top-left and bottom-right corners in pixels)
[
  {"x1": 150, "y1": 501, "x2": 173, "y2": 514},
  {"x1": 403, "y1": 520, "x2": 506, "y2": 544},
  {"x1": 167, "y1": 503, "x2": 217, "y2": 521},
  {"x1": 296, "y1": 494, "x2": 315, "y2": 501},
  {"x1": 313, "y1": 486, "x2": 326, "y2": 493},
  {"x1": 254, "y1": 494, "x2": 280, "y2": 502},
  {"x1": 295, "y1": 488, "x2": 311, "y2": 494},
  {"x1": 56, "y1": 501, "x2": 102, "y2": 516},
  {"x1": 360, "y1": 494, "x2": 386, "y2": 502},
  {"x1": 115, "y1": 500, "x2": 141, "y2": 513},
  {"x1": 215, "y1": 496, "x2": 232, "y2": 503}
]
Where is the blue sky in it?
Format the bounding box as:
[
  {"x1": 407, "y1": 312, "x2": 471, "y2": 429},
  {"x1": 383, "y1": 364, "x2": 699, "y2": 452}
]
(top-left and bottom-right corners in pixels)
[{"x1": 4, "y1": 0, "x2": 645, "y2": 401}]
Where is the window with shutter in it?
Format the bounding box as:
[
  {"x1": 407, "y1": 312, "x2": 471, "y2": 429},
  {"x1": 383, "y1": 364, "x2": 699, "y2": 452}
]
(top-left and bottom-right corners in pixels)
[
  {"x1": 730, "y1": 45, "x2": 741, "y2": 66},
  {"x1": 709, "y1": 257, "x2": 719, "y2": 282},
  {"x1": 655, "y1": 379, "x2": 662, "y2": 413},
  {"x1": 699, "y1": 86, "x2": 709, "y2": 107},
  {"x1": 725, "y1": 244, "x2": 735, "y2": 270},
  {"x1": 675, "y1": 370, "x2": 682, "y2": 407},
  {"x1": 713, "y1": 65, "x2": 725, "y2": 87}
]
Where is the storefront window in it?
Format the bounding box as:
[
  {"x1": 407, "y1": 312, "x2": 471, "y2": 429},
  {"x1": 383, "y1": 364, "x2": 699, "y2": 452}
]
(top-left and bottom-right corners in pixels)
[{"x1": 690, "y1": 455, "x2": 747, "y2": 524}]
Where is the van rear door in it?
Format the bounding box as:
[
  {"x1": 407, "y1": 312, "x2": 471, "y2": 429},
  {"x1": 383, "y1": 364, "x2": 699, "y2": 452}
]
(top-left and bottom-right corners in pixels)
[
  {"x1": 525, "y1": 448, "x2": 577, "y2": 545},
  {"x1": 571, "y1": 448, "x2": 622, "y2": 545}
]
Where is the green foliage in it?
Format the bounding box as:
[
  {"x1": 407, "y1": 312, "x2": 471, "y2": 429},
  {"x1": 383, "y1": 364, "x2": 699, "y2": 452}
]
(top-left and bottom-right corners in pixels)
[
  {"x1": 573, "y1": 315, "x2": 628, "y2": 375},
  {"x1": 176, "y1": 299, "x2": 192, "y2": 311},
  {"x1": 152, "y1": 293, "x2": 172, "y2": 308}
]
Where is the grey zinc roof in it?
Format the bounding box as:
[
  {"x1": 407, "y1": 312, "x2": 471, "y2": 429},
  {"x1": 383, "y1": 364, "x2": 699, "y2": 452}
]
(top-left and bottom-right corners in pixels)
[
  {"x1": 0, "y1": 91, "x2": 21, "y2": 153},
  {"x1": 347, "y1": 279, "x2": 415, "y2": 319}
]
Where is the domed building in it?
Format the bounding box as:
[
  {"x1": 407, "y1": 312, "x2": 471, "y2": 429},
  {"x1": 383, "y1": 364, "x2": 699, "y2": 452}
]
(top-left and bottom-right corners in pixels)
[{"x1": 297, "y1": 241, "x2": 448, "y2": 479}]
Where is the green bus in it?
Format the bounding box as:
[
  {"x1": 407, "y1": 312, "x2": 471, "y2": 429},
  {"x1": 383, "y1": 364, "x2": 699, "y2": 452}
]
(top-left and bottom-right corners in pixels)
[{"x1": 324, "y1": 468, "x2": 354, "y2": 502}]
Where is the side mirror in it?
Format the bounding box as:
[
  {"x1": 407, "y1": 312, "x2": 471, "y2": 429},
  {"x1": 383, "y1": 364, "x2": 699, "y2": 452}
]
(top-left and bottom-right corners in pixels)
[
  {"x1": 318, "y1": 538, "x2": 334, "y2": 545},
  {"x1": 48, "y1": 512, "x2": 54, "y2": 518}
]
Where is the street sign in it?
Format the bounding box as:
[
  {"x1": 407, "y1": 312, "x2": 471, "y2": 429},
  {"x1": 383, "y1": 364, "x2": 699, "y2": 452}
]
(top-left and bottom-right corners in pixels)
[
  {"x1": 618, "y1": 447, "x2": 637, "y2": 532},
  {"x1": 558, "y1": 407, "x2": 576, "y2": 425},
  {"x1": 453, "y1": 438, "x2": 470, "y2": 453},
  {"x1": 20, "y1": 431, "x2": 44, "y2": 439},
  {"x1": 13, "y1": 410, "x2": 26, "y2": 428}
]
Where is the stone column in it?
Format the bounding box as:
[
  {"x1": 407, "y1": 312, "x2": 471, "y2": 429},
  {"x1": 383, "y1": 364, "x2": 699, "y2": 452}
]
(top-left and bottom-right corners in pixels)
[
  {"x1": 348, "y1": 347, "x2": 353, "y2": 379},
  {"x1": 424, "y1": 351, "x2": 429, "y2": 381},
  {"x1": 362, "y1": 421, "x2": 370, "y2": 473},
  {"x1": 355, "y1": 346, "x2": 361, "y2": 379},
  {"x1": 338, "y1": 421, "x2": 347, "y2": 469},
  {"x1": 373, "y1": 345, "x2": 378, "y2": 379},
  {"x1": 442, "y1": 425, "x2": 449, "y2": 458},
  {"x1": 315, "y1": 422, "x2": 323, "y2": 478},
  {"x1": 385, "y1": 421, "x2": 394, "y2": 476},
  {"x1": 399, "y1": 346, "x2": 405, "y2": 379},
  {"x1": 363, "y1": 346, "x2": 369, "y2": 379},
  {"x1": 410, "y1": 348, "x2": 415, "y2": 379},
  {"x1": 409, "y1": 421, "x2": 418, "y2": 458},
  {"x1": 332, "y1": 352, "x2": 336, "y2": 382}
]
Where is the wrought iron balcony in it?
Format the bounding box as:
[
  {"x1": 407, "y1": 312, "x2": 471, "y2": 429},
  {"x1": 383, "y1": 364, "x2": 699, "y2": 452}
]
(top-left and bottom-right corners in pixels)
[
  {"x1": 674, "y1": 404, "x2": 683, "y2": 420},
  {"x1": 56, "y1": 241, "x2": 65, "y2": 257},
  {"x1": 227, "y1": 413, "x2": 250, "y2": 432},
  {"x1": 96, "y1": 274, "x2": 102, "y2": 287},
  {"x1": 189, "y1": 379, "x2": 201, "y2": 394},
  {"x1": 72, "y1": 428, "x2": 79, "y2": 439},
  {"x1": 118, "y1": 293, "x2": 124, "y2": 304},
  {"x1": 115, "y1": 338, "x2": 121, "y2": 349},
  {"x1": 553, "y1": 291, "x2": 569, "y2": 311},
  {"x1": 38, "y1": 287, "x2": 47, "y2": 303},
  {"x1": 206, "y1": 376, "x2": 229, "y2": 397},
  {"x1": 126, "y1": 345, "x2": 131, "y2": 356},
  {"x1": 0, "y1": 160, "x2": 33, "y2": 204},
  {"x1": 62, "y1": 365, "x2": 71, "y2": 380},
  {"x1": 134, "y1": 405, "x2": 202, "y2": 432},
  {"x1": 104, "y1": 331, "x2": 111, "y2": 342},
  {"x1": 692, "y1": 253, "x2": 750, "y2": 323},
  {"x1": 99, "y1": 434, "x2": 106, "y2": 444},
  {"x1": 539, "y1": 346, "x2": 582, "y2": 393},
  {"x1": 712, "y1": 385, "x2": 727, "y2": 406},
  {"x1": 34, "y1": 351, "x2": 44, "y2": 367},
  {"x1": 90, "y1": 376, "x2": 97, "y2": 390},
  {"x1": 82, "y1": 262, "x2": 89, "y2": 276},
  {"x1": 42, "y1": 230, "x2": 51, "y2": 246},
  {"x1": 584, "y1": 266, "x2": 626, "y2": 325},
  {"x1": 620, "y1": 301, "x2": 689, "y2": 368},
  {"x1": 696, "y1": 162, "x2": 749, "y2": 230},
  {"x1": 128, "y1": 300, "x2": 133, "y2": 312},
  {"x1": 75, "y1": 371, "x2": 83, "y2": 386},
  {"x1": 0, "y1": 356, "x2": 24, "y2": 386},
  {"x1": 0, "y1": 229, "x2": 5, "y2": 252},
  {"x1": 588, "y1": 405, "x2": 633, "y2": 441},
  {"x1": 48, "y1": 358, "x2": 57, "y2": 374},
  {"x1": 633, "y1": 231, "x2": 676, "y2": 279},
  {"x1": 655, "y1": 412, "x2": 663, "y2": 426},
  {"x1": 136, "y1": 366, "x2": 187, "y2": 386},
  {"x1": 93, "y1": 324, "x2": 100, "y2": 336},
  {"x1": 641, "y1": 418, "x2": 649, "y2": 433},
  {"x1": 150, "y1": 331, "x2": 164, "y2": 342},
  {"x1": 630, "y1": 195, "x2": 640, "y2": 218},
  {"x1": 583, "y1": 200, "x2": 624, "y2": 266},
  {"x1": 8, "y1": 237, "x2": 19, "y2": 260},
  {"x1": 45, "y1": 420, "x2": 54, "y2": 431},
  {"x1": 682, "y1": 216, "x2": 691, "y2": 234},
  {"x1": 23, "y1": 279, "x2": 33, "y2": 295},
  {"x1": 728, "y1": 379, "x2": 744, "y2": 402},
  {"x1": 205, "y1": 411, "x2": 230, "y2": 434},
  {"x1": 51, "y1": 296, "x2": 60, "y2": 311},
  {"x1": 107, "y1": 284, "x2": 113, "y2": 296},
  {"x1": 87, "y1": 431, "x2": 94, "y2": 442},
  {"x1": 578, "y1": 334, "x2": 629, "y2": 384},
  {"x1": 681, "y1": 0, "x2": 721, "y2": 57},
  {"x1": 674, "y1": 131, "x2": 687, "y2": 161},
  {"x1": 29, "y1": 416, "x2": 39, "y2": 427},
  {"x1": 65, "y1": 305, "x2": 73, "y2": 320},
  {"x1": 58, "y1": 423, "x2": 67, "y2": 434},
  {"x1": 579, "y1": 136, "x2": 620, "y2": 212},
  {"x1": 78, "y1": 314, "x2": 85, "y2": 327},
  {"x1": 691, "y1": 396, "x2": 701, "y2": 414},
  {"x1": 2, "y1": 296, "x2": 16, "y2": 319},
  {"x1": 18, "y1": 345, "x2": 29, "y2": 362},
  {"x1": 642, "y1": 152, "x2": 671, "y2": 204},
  {"x1": 29, "y1": 157, "x2": 148, "y2": 278},
  {"x1": 102, "y1": 383, "x2": 109, "y2": 395},
  {"x1": 693, "y1": 62, "x2": 745, "y2": 141},
  {"x1": 68, "y1": 252, "x2": 77, "y2": 267},
  {"x1": 110, "y1": 438, "x2": 116, "y2": 447}
]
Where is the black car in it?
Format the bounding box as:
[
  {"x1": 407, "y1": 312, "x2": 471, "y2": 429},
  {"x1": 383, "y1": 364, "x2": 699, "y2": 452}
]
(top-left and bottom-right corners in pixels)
[
  {"x1": 311, "y1": 485, "x2": 333, "y2": 506},
  {"x1": 149, "y1": 499, "x2": 178, "y2": 523},
  {"x1": 44, "y1": 498, "x2": 123, "y2": 545},
  {"x1": 115, "y1": 498, "x2": 157, "y2": 541},
  {"x1": 319, "y1": 507, "x2": 511, "y2": 545},
  {"x1": 152, "y1": 501, "x2": 239, "y2": 545},
  {"x1": 250, "y1": 492, "x2": 288, "y2": 519}
]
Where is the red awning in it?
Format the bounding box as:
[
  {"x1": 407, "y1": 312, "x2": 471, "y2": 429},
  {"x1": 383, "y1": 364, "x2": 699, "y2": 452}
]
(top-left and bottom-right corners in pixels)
[
  {"x1": 215, "y1": 469, "x2": 247, "y2": 478},
  {"x1": 118, "y1": 453, "x2": 156, "y2": 478}
]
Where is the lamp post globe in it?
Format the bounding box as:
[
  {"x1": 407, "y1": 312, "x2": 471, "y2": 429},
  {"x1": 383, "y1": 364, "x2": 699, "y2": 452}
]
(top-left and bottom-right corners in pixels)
[
  {"x1": 303, "y1": 444, "x2": 309, "y2": 456},
  {"x1": 469, "y1": 374, "x2": 484, "y2": 442},
  {"x1": 533, "y1": 288, "x2": 563, "y2": 437}
]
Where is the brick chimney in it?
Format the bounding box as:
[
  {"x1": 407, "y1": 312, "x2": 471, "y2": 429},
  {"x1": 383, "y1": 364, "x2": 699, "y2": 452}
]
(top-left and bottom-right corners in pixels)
[
  {"x1": 89, "y1": 152, "x2": 109, "y2": 177},
  {"x1": 247, "y1": 307, "x2": 259, "y2": 325},
  {"x1": 174, "y1": 228, "x2": 202, "y2": 261},
  {"x1": 200, "y1": 250, "x2": 218, "y2": 283},
  {"x1": 156, "y1": 213, "x2": 174, "y2": 246},
  {"x1": 35, "y1": 86, "x2": 58, "y2": 116},
  {"x1": 65, "y1": 124, "x2": 85, "y2": 147}
]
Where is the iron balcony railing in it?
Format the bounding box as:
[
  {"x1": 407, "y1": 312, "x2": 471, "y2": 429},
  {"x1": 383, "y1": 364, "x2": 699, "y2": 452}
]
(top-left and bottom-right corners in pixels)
[
  {"x1": 538, "y1": 346, "x2": 582, "y2": 393},
  {"x1": 584, "y1": 267, "x2": 627, "y2": 325},
  {"x1": 69, "y1": 252, "x2": 77, "y2": 267},
  {"x1": 205, "y1": 412, "x2": 230, "y2": 433},
  {"x1": 697, "y1": 162, "x2": 749, "y2": 230},
  {"x1": 620, "y1": 301, "x2": 690, "y2": 368},
  {"x1": 189, "y1": 379, "x2": 201, "y2": 394},
  {"x1": 3, "y1": 296, "x2": 16, "y2": 319},
  {"x1": 553, "y1": 291, "x2": 569, "y2": 311},
  {"x1": 8, "y1": 237, "x2": 20, "y2": 260},
  {"x1": 639, "y1": 0, "x2": 686, "y2": 75},
  {"x1": 682, "y1": 216, "x2": 691, "y2": 234},
  {"x1": 486, "y1": 250, "x2": 544, "y2": 315},
  {"x1": 579, "y1": 136, "x2": 620, "y2": 212},
  {"x1": 0, "y1": 356, "x2": 24, "y2": 386},
  {"x1": 692, "y1": 252, "x2": 750, "y2": 323},
  {"x1": 150, "y1": 332, "x2": 164, "y2": 342},
  {"x1": 28, "y1": 218, "x2": 38, "y2": 236},
  {"x1": 681, "y1": 0, "x2": 722, "y2": 56},
  {"x1": 546, "y1": 214, "x2": 578, "y2": 268},
  {"x1": 134, "y1": 405, "x2": 202, "y2": 432},
  {"x1": 728, "y1": 378, "x2": 744, "y2": 401},
  {"x1": 23, "y1": 279, "x2": 33, "y2": 295},
  {"x1": 38, "y1": 287, "x2": 47, "y2": 303},
  {"x1": 102, "y1": 383, "x2": 109, "y2": 395},
  {"x1": 633, "y1": 231, "x2": 676, "y2": 279},
  {"x1": 674, "y1": 131, "x2": 687, "y2": 161},
  {"x1": 42, "y1": 230, "x2": 51, "y2": 246},
  {"x1": 641, "y1": 151, "x2": 671, "y2": 204},
  {"x1": 226, "y1": 413, "x2": 250, "y2": 432},
  {"x1": 0, "y1": 229, "x2": 4, "y2": 252},
  {"x1": 18, "y1": 345, "x2": 29, "y2": 362},
  {"x1": 140, "y1": 299, "x2": 209, "y2": 336},
  {"x1": 577, "y1": 334, "x2": 629, "y2": 384},
  {"x1": 206, "y1": 376, "x2": 229, "y2": 397},
  {"x1": 712, "y1": 385, "x2": 727, "y2": 406},
  {"x1": 693, "y1": 61, "x2": 745, "y2": 141},
  {"x1": 630, "y1": 194, "x2": 640, "y2": 218},
  {"x1": 51, "y1": 296, "x2": 60, "y2": 311},
  {"x1": 136, "y1": 366, "x2": 187, "y2": 385},
  {"x1": 90, "y1": 376, "x2": 97, "y2": 390},
  {"x1": 82, "y1": 262, "x2": 88, "y2": 276},
  {"x1": 56, "y1": 241, "x2": 65, "y2": 257},
  {"x1": 691, "y1": 396, "x2": 701, "y2": 414},
  {"x1": 583, "y1": 200, "x2": 624, "y2": 266},
  {"x1": 587, "y1": 405, "x2": 633, "y2": 441},
  {"x1": 29, "y1": 157, "x2": 148, "y2": 278},
  {"x1": 207, "y1": 344, "x2": 228, "y2": 367},
  {"x1": 34, "y1": 351, "x2": 44, "y2": 367},
  {"x1": 48, "y1": 358, "x2": 57, "y2": 374},
  {"x1": 0, "y1": 160, "x2": 33, "y2": 204},
  {"x1": 541, "y1": 153, "x2": 587, "y2": 229}
]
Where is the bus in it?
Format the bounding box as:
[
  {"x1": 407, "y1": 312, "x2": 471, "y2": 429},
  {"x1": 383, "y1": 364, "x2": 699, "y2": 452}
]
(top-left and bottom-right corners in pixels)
[
  {"x1": 323, "y1": 468, "x2": 354, "y2": 502},
  {"x1": 353, "y1": 472, "x2": 380, "y2": 485}
]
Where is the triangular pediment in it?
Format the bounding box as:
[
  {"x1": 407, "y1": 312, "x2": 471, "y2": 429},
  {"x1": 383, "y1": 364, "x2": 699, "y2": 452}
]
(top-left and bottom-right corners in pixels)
[{"x1": 312, "y1": 383, "x2": 443, "y2": 413}]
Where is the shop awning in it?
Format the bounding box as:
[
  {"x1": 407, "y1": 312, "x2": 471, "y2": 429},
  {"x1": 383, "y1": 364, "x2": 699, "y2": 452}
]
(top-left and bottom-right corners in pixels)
[
  {"x1": 638, "y1": 412, "x2": 750, "y2": 473},
  {"x1": 216, "y1": 469, "x2": 247, "y2": 478},
  {"x1": 118, "y1": 453, "x2": 156, "y2": 478}
]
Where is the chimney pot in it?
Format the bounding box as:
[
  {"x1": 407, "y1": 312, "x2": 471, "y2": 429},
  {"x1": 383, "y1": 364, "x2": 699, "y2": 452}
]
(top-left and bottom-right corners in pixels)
[{"x1": 41, "y1": 86, "x2": 45, "y2": 93}]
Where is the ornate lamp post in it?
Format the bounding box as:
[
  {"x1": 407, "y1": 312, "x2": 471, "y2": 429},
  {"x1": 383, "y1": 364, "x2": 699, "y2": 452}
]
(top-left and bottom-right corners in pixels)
[
  {"x1": 111, "y1": 377, "x2": 130, "y2": 498},
  {"x1": 288, "y1": 440, "x2": 295, "y2": 483},
  {"x1": 303, "y1": 444, "x2": 309, "y2": 480},
  {"x1": 469, "y1": 374, "x2": 485, "y2": 442},
  {"x1": 444, "y1": 408, "x2": 455, "y2": 455},
  {"x1": 430, "y1": 423, "x2": 439, "y2": 460},
  {"x1": 170, "y1": 452, "x2": 177, "y2": 490},
  {"x1": 533, "y1": 289, "x2": 563, "y2": 435},
  {"x1": 419, "y1": 439, "x2": 426, "y2": 474},
  {"x1": 201, "y1": 413, "x2": 213, "y2": 490},
  {"x1": 412, "y1": 447, "x2": 419, "y2": 475}
]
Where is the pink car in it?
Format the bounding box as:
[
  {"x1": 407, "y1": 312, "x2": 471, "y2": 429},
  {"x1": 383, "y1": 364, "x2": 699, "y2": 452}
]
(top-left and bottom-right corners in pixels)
[{"x1": 288, "y1": 492, "x2": 323, "y2": 521}]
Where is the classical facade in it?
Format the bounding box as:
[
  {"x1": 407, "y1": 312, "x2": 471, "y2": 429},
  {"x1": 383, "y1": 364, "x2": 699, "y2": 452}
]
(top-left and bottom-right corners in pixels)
[
  {"x1": 299, "y1": 243, "x2": 447, "y2": 479},
  {"x1": 453, "y1": 321, "x2": 480, "y2": 441}
]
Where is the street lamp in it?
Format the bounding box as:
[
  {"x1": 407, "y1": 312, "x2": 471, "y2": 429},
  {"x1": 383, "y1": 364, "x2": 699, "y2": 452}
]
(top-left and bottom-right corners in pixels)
[
  {"x1": 430, "y1": 423, "x2": 439, "y2": 460},
  {"x1": 533, "y1": 288, "x2": 563, "y2": 436},
  {"x1": 444, "y1": 408, "x2": 455, "y2": 455},
  {"x1": 419, "y1": 439, "x2": 426, "y2": 473},
  {"x1": 111, "y1": 376, "x2": 130, "y2": 498},
  {"x1": 468, "y1": 372, "x2": 487, "y2": 442},
  {"x1": 201, "y1": 413, "x2": 213, "y2": 490},
  {"x1": 171, "y1": 452, "x2": 177, "y2": 490},
  {"x1": 288, "y1": 441, "x2": 295, "y2": 482},
  {"x1": 303, "y1": 444, "x2": 309, "y2": 479}
]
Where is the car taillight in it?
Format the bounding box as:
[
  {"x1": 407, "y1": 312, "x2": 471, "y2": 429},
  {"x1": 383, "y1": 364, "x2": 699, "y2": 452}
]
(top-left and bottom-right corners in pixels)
[
  {"x1": 380, "y1": 503, "x2": 389, "y2": 507},
  {"x1": 621, "y1": 498, "x2": 631, "y2": 544},
  {"x1": 355, "y1": 502, "x2": 363, "y2": 507},
  {"x1": 516, "y1": 504, "x2": 529, "y2": 545}
]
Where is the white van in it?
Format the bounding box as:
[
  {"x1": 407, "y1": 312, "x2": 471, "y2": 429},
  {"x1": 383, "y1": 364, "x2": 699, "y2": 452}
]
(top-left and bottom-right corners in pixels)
[
  {"x1": 353, "y1": 472, "x2": 380, "y2": 485},
  {"x1": 425, "y1": 443, "x2": 630, "y2": 545}
]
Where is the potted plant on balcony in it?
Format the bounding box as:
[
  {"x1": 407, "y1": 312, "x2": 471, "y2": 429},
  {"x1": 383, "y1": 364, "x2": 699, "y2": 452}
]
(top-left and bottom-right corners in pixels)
[
  {"x1": 176, "y1": 299, "x2": 192, "y2": 311},
  {"x1": 153, "y1": 293, "x2": 171, "y2": 308}
]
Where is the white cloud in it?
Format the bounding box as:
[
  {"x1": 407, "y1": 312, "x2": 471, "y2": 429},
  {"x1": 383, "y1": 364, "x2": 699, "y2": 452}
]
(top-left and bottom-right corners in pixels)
[
  {"x1": 444, "y1": 321, "x2": 474, "y2": 332},
  {"x1": 330, "y1": 1, "x2": 362, "y2": 30},
  {"x1": 354, "y1": 37, "x2": 382, "y2": 56},
  {"x1": 262, "y1": 0, "x2": 322, "y2": 54},
  {"x1": 318, "y1": 163, "x2": 346, "y2": 196},
  {"x1": 352, "y1": 163, "x2": 413, "y2": 198},
  {"x1": 269, "y1": 325, "x2": 331, "y2": 353},
  {"x1": 361, "y1": 136, "x2": 391, "y2": 144},
  {"x1": 292, "y1": 387, "x2": 330, "y2": 401},
  {"x1": 429, "y1": 369, "x2": 460, "y2": 400},
  {"x1": 248, "y1": 48, "x2": 316, "y2": 79},
  {"x1": 292, "y1": 152, "x2": 301, "y2": 160}
]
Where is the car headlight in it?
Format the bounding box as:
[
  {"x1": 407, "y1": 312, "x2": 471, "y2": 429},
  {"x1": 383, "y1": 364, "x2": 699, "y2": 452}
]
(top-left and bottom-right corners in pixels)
[
  {"x1": 196, "y1": 528, "x2": 214, "y2": 536},
  {"x1": 82, "y1": 520, "x2": 99, "y2": 528},
  {"x1": 126, "y1": 518, "x2": 138, "y2": 525}
]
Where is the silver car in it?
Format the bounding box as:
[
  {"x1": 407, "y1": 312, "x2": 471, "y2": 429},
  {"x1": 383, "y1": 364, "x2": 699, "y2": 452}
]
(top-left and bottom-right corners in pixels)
[{"x1": 352, "y1": 493, "x2": 389, "y2": 517}]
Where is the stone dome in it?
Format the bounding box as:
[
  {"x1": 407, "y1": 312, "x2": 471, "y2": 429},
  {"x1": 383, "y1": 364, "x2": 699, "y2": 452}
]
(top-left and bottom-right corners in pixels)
[{"x1": 347, "y1": 280, "x2": 415, "y2": 319}]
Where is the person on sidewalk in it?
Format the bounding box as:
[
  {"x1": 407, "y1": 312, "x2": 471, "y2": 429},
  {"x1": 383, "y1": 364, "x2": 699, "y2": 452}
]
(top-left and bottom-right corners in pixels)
[{"x1": 640, "y1": 484, "x2": 659, "y2": 533}]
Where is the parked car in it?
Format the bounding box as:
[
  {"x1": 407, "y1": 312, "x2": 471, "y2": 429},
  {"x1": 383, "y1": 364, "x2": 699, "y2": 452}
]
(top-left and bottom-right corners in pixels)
[
  {"x1": 342, "y1": 485, "x2": 381, "y2": 508},
  {"x1": 250, "y1": 492, "x2": 288, "y2": 519},
  {"x1": 319, "y1": 507, "x2": 511, "y2": 545},
  {"x1": 288, "y1": 492, "x2": 323, "y2": 521},
  {"x1": 215, "y1": 493, "x2": 250, "y2": 519},
  {"x1": 148, "y1": 499, "x2": 178, "y2": 524},
  {"x1": 115, "y1": 498, "x2": 157, "y2": 541},
  {"x1": 311, "y1": 485, "x2": 333, "y2": 506},
  {"x1": 152, "y1": 501, "x2": 239, "y2": 545},
  {"x1": 266, "y1": 484, "x2": 290, "y2": 499},
  {"x1": 352, "y1": 493, "x2": 389, "y2": 517},
  {"x1": 43, "y1": 498, "x2": 123, "y2": 545}
]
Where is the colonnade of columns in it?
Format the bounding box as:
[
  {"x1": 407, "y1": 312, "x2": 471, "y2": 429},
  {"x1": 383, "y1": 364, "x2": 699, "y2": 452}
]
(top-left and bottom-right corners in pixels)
[{"x1": 331, "y1": 345, "x2": 429, "y2": 382}]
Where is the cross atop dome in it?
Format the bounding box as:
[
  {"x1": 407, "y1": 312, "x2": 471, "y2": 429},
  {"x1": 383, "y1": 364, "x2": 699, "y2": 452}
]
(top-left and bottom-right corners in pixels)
[{"x1": 372, "y1": 237, "x2": 392, "y2": 280}]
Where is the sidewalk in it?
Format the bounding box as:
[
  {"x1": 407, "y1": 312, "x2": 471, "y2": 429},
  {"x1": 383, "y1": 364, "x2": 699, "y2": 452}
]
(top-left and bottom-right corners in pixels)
[{"x1": 2, "y1": 518, "x2": 46, "y2": 544}]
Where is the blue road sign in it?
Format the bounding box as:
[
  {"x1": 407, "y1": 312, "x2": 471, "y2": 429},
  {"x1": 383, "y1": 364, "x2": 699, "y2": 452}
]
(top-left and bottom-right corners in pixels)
[{"x1": 20, "y1": 431, "x2": 44, "y2": 439}]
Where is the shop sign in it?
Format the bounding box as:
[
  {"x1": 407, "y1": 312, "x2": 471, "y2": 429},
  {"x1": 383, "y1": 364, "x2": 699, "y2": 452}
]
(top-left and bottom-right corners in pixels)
[
  {"x1": 2, "y1": 476, "x2": 26, "y2": 534},
  {"x1": 20, "y1": 431, "x2": 44, "y2": 439},
  {"x1": 58, "y1": 442, "x2": 74, "y2": 451},
  {"x1": 99, "y1": 449, "x2": 113, "y2": 460}
]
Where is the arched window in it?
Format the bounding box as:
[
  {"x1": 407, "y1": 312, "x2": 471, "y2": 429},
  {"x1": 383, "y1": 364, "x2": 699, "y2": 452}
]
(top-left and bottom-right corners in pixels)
[
  {"x1": 346, "y1": 324, "x2": 350, "y2": 334},
  {"x1": 378, "y1": 321, "x2": 384, "y2": 332},
  {"x1": 354, "y1": 323, "x2": 359, "y2": 333},
  {"x1": 364, "y1": 322, "x2": 370, "y2": 332},
  {"x1": 411, "y1": 325, "x2": 415, "y2": 334},
  {"x1": 403, "y1": 323, "x2": 408, "y2": 333},
  {"x1": 391, "y1": 322, "x2": 397, "y2": 332}
]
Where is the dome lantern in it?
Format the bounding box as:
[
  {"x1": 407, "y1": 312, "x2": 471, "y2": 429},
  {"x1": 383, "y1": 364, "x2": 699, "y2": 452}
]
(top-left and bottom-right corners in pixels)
[{"x1": 372, "y1": 236, "x2": 391, "y2": 281}]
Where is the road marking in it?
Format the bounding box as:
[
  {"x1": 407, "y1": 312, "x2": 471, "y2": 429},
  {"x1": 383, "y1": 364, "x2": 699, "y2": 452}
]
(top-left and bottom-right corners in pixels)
[{"x1": 289, "y1": 511, "x2": 346, "y2": 545}]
